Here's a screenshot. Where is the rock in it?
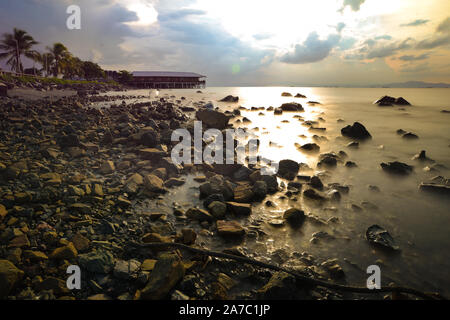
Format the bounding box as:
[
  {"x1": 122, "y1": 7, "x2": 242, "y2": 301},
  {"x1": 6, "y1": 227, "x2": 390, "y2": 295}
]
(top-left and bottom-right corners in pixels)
[
  {"x1": 140, "y1": 128, "x2": 159, "y2": 147},
  {"x1": 233, "y1": 184, "x2": 254, "y2": 203},
  {"x1": 253, "y1": 181, "x2": 268, "y2": 200},
  {"x1": 321, "y1": 259, "x2": 345, "y2": 280},
  {"x1": 23, "y1": 250, "x2": 48, "y2": 262},
  {"x1": 299, "y1": 143, "x2": 320, "y2": 152},
  {"x1": 283, "y1": 208, "x2": 305, "y2": 227},
  {"x1": 180, "y1": 229, "x2": 197, "y2": 245},
  {"x1": 395, "y1": 97, "x2": 411, "y2": 105},
  {"x1": 257, "y1": 272, "x2": 301, "y2": 300},
  {"x1": 317, "y1": 153, "x2": 339, "y2": 168},
  {"x1": 261, "y1": 175, "x2": 279, "y2": 193},
  {"x1": 141, "y1": 259, "x2": 157, "y2": 272},
  {"x1": 226, "y1": 202, "x2": 252, "y2": 215},
  {"x1": 0, "y1": 260, "x2": 24, "y2": 298},
  {"x1": 366, "y1": 225, "x2": 399, "y2": 251},
  {"x1": 0, "y1": 204, "x2": 7, "y2": 221},
  {"x1": 402, "y1": 132, "x2": 419, "y2": 139},
  {"x1": 412, "y1": 150, "x2": 433, "y2": 162},
  {"x1": 277, "y1": 159, "x2": 299, "y2": 180},
  {"x1": 144, "y1": 174, "x2": 165, "y2": 192},
  {"x1": 347, "y1": 141, "x2": 359, "y2": 148},
  {"x1": 341, "y1": 122, "x2": 371, "y2": 140},
  {"x1": 295, "y1": 93, "x2": 306, "y2": 98},
  {"x1": 186, "y1": 207, "x2": 214, "y2": 221},
  {"x1": 396, "y1": 129, "x2": 406, "y2": 135},
  {"x1": 419, "y1": 176, "x2": 450, "y2": 195},
  {"x1": 113, "y1": 259, "x2": 140, "y2": 280},
  {"x1": 327, "y1": 189, "x2": 341, "y2": 202},
  {"x1": 220, "y1": 95, "x2": 239, "y2": 102},
  {"x1": 303, "y1": 188, "x2": 325, "y2": 201},
  {"x1": 99, "y1": 160, "x2": 115, "y2": 174},
  {"x1": 50, "y1": 242, "x2": 78, "y2": 260},
  {"x1": 203, "y1": 194, "x2": 225, "y2": 208},
  {"x1": 374, "y1": 95, "x2": 396, "y2": 106},
  {"x1": 78, "y1": 250, "x2": 115, "y2": 274},
  {"x1": 139, "y1": 148, "x2": 166, "y2": 161},
  {"x1": 280, "y1": 102, "x2": 304, "y2": 112},
  {"x1": 0, "y1": 82, "x2": 7, "y2": 97},
  {"x1": 196, "y1": 109, "x2": 229, "y2": 129},
  {"x1": 216, "y1": 220, "x2": 245, "y2": 238},
  {"x1": 164, "y1": 177, "x2": 186, "y2": 188},
  {"x1": 208, "y1": 201, "x2": 227, "y2": 219},
  {"x1": 142, "y1": 233, "x2": 172, "y2": 243},
  {"x1": 72, "y1": 233, "x2": 90, "y2": 252},
  {"x1": 309, "y1": 176, "x2": 323, "y2": 190},
  {"x1": 141, "y1": 253, "x2": 185, "y2": 300},
  {"x1": 281, "y1": 92, "x2": 292, "y2": 96},
  {"x1": 380, "y1": 161, "x2": 413, "y2": 175},
  {"x1": 57, "y1": 134, "x2": 80, "y2": 148}
]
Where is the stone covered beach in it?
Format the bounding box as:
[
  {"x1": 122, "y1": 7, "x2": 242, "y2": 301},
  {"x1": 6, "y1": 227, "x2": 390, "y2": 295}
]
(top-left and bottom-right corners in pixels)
[{"x1": 0, "y1": 83, "x2": 449, "y2": 300}]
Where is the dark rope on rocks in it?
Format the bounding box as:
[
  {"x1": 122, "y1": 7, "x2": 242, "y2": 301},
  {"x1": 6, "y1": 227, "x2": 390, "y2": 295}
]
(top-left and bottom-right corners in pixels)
[{"x1": 128, "y1": 241, "x2": 441, "y2": 300}]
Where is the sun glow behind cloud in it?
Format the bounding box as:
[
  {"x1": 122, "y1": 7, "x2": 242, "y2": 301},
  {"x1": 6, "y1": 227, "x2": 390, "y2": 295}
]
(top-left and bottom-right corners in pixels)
[{"x1": 122, "y1": 0, "x2": 158, "y2": 27}]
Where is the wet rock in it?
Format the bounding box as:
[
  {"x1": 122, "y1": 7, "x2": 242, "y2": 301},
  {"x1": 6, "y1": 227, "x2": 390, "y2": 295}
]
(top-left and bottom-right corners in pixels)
[
  {"x1": 186, "y1": 207, "x2": 214, "y2": 221},
  {"x1": 277, "y1": 159, "x2": 300, "y2": 180},
  {"x1": 257, "y1": 272, "x2": 304, "y2": 300},
  {"x1": 141, "y1": 253, "x2": 185, "y2": 300},
  {"x1": 253, "y1": 181, "x2": 268, "y2": 200},
  {"x1": 220, "y1": 95, "x2": 239, "y2": 102},
  {"x1": 196, "y1": 109, "x2": 229, "y2": 129},
  {"x1": 261, "y1": 175, "x2": 279, "y2": 193},
  {"x1": 317, "y1": 153, "x2": 339, "y2": 168},
  {"x1": 395, "y1": 97, "x2": 411, "y2": 105},
  {"x1": 321, "y1": 259, "x2": 345, "y2": 280},
  {"x1": 233, "y1": 166, "x2": 252, "y2": 181},
  {"x1": 345, "y1": 161, "x2": 357, "y2": 168},
  {"x1": 233, "y1": 184, "x2": 254, "y2": 203},
  {"x1": 216, "y1": 220, "x2": 246, "y2": 238},
  {"x1": 144, "y1": 174, "x2": 165, "y2": 193},
  {"x1": 419, "y1": 176, "x2": 450, "y2": 195},
  {"x1": 208, "y1": 201, "x2": 227, "y2": 219},
  {"x1": 139, "y1": 148, "x2": 166, "y2": 161},
  {"x1": 295, "y1": 93, "x2": 306, "y2": 98},
  {"x1": 78, "y1": 249, "x2": 115, "y2": 274},
  {"x1": 180, "y1": 229, "x2": 197, "y2": 245},
  {"x1": 165, "y1": 178, "x2": 186, "y2": 188},
  {"x1": 49, "y1": 242, "x2": 78, "y2": 260},
  {"x1": 374, "y1": 95, "x2": 396, "y2": 106},
  {"x1": 303, "y1": 189, "x2": 325, "y2": 201},
  {"x1": 283, "y1": 208, "x2": 305, "y2": 227},
  {"x1": 226, "y1": 202, "x2": 252, "y2": 216},
  {"x1": 402, "y1": 132, "x2": 419, "y2": 139},
  {"x1": 327, "y1": 189, "x2": 341, "y2": 202},
  {"x1": 99, "y1": 160, "x2": 115, "y2": 174},
  {"x1": 203, "y1": 194, "x2": 225, "y2": 208},
  {"x1": 380, "y1": 161, "x2": 413, "y2": 175},
  {"x1": 412, "y1": 150, "x2": 433, "y2": 162},
  {"x1": 281, "y1": 92, "x2": 292, "y2": 97},
  {"x1": 72, "y1": 233, "x2": 90, "y2": 252},
  {"x1": 142, "y1": 233, "x2": 172, "y2": 243},
  {"x1": 309, "y1": 176, "x2": 323, "y2": 190},
  {"x1": 113, "y1": 259, "x2": 140, "y2": 280},
  {"x1": 347, "y1": 141, "x2": 359, "y2": 148},
  {"x1": 299, "y1": 143, "x2": 320, "y2": 152},
  {"x1": 280, "y1": 102, "x2": 304, "y2": 112},
  {"x1": 341, "y1": 122, "x2": 371, "y2": 140},
  {"x1": 0, "y1": 260, "x2": 24, "y2": 298},
  {"x1": 140, "y1": 128, "x2": 159, "y2": 147},
  {"x1": 366, "y1": 225, "x2": 399, "y2": 251}
]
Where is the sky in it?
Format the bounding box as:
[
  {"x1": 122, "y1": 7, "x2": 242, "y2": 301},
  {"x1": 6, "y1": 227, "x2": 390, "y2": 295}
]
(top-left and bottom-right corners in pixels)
[{"x1": 0, "y1": 0, "x2": 450, "y2": 86}]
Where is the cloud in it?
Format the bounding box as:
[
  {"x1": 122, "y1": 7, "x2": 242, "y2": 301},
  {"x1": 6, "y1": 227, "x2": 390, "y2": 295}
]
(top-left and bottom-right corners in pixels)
[
  {"x1": 416, "y1": 17, "x2": 450, "y2": 49},
  {"x1": 374, "y1": 35, "x2": 392, "y2": 40},
  {"x1": 344, "y1": 37, "x2": 414, "y2": 60},
  {"x1": 339, "y1": 0, "x2": 365, "y2": 12},
  {"x1": 397, "y1": 53, "x2": 430, "y2": 61},
  {"x1": 158, "y1": 8, "x2": 206, "y2": 21},
  {"x1": 253, "y1": 33, "x2": 273, "y2": 40},
  {"x1": 399, "y1": 62, "x2": 429, "y2": 73},
  {"x1": 400, "y1": 19, "x2": 430, "y2": 27},
  {"x1": 336, "y1": 22, "x2": 346, "y2": 32},
  {"x1": 280, "y1": 32, "x2": 341, "y2": 64}
]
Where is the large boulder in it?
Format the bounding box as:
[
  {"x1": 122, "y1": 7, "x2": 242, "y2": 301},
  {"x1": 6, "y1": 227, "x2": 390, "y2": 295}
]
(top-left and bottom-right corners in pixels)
[
  {"x1": 196, "y1": 109, "x2": 230, "y2": 129},
  {"x1": 341, "y1": 122, "x2": 372, "y2": 140},
  {"x1": 283, "y1": 208, "x2": 305, "y2": 227}
]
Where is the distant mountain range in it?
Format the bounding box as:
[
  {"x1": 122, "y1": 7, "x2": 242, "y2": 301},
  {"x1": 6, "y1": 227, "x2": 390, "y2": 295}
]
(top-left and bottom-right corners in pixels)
[{"x1": 376, "y1": 81, "x2": 450, "y2": 88}]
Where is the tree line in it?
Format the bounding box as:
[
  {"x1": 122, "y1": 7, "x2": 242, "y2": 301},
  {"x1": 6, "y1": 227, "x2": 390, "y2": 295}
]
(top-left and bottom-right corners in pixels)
[{"x1": 0, "y1": 28, "x2": 133, "y2": 82}]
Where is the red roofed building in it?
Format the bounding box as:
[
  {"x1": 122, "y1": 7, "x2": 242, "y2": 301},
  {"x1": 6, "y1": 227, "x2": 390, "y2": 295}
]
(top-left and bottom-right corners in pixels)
[{"x1": 129, "y1": 71, "x2": 206, "y2": 89}]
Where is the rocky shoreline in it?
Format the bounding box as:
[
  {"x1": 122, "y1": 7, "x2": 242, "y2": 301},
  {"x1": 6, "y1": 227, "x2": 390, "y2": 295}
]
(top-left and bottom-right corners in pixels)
[{"x1": 0, "y1": 90, "x2": 446, "y2": 300}]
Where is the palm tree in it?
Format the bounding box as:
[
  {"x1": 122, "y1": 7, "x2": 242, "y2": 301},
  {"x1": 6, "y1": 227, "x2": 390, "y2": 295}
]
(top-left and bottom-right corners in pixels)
[
  {"x1": 46, "y1": 42, "x2": 70, "y2": 77},
  {"x1": 63, "y1": 55, "x2": 84, "y2": 79},
  {"x1": 33, "y1": 51, "x2": 54, "y2": 77},
  {"x1": 0, "y1": 28, "x2": 38, "y2": 73}
]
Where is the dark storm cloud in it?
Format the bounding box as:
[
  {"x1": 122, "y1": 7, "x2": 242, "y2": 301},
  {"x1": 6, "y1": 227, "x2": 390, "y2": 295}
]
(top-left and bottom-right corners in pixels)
[
  {"x1": 400, "y1": 19, "x2": 430, "y2": 27},
  {"x1": 280, "y1": 32, "x2": 341, "y2": 64}
]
